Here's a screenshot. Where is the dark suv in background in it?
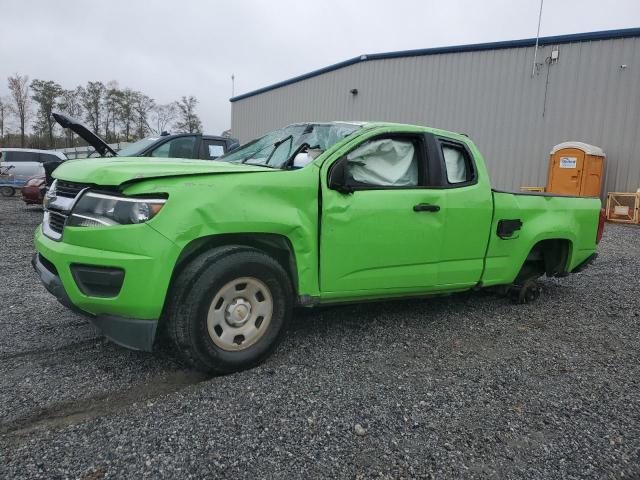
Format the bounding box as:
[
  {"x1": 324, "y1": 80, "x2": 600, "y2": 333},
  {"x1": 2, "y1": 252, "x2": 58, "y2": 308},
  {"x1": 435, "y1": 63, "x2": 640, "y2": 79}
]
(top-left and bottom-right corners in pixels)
[
  {"x1": 113, "y1": 132, "x2": 239, "y2": 160},
  {"x1": 53, "y1": 112, "x2": 239, "y2": 160}
]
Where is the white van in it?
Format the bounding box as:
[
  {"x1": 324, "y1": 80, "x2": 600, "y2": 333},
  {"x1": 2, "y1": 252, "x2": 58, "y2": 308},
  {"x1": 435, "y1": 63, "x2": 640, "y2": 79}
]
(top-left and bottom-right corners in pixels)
[{"x1": 0, "y1": 149, "x2": 67, "y2": 185}]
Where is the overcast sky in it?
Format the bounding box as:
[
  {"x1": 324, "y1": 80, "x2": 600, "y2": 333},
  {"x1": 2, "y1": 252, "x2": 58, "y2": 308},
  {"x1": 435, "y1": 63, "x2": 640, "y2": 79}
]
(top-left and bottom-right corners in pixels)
[{"x1": 1, "y1": 0, "x2": 638, "y2": 135}]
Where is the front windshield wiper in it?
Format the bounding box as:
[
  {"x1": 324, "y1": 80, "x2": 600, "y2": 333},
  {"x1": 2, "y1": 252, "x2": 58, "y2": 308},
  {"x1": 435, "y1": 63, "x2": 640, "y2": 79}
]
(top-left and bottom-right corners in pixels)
[
  {"x1": 240, "y1": 142, "x2": 273, "y2": 164},
  {"x1": 237, "y1": 135, "x2": 292, "y2": 165},
  {"x1": 282, "y1": 142, "x2": 312, "y2": 170},
  {"x1": 264, "y1": 135, "x2": 293, "y2": 167}
]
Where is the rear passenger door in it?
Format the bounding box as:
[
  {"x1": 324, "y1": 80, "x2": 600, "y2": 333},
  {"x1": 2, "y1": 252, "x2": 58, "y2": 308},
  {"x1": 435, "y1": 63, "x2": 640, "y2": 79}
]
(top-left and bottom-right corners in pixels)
[{"x1": 431, "y1": 136, "x2": 494, "y2": 285}]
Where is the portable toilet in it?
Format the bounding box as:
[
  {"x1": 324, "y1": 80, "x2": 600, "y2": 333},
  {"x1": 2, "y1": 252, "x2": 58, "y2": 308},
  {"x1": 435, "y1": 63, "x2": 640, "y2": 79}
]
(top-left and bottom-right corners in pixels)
[{"x1": 547, "y1": 142, "x2": 605, "y2": 197}]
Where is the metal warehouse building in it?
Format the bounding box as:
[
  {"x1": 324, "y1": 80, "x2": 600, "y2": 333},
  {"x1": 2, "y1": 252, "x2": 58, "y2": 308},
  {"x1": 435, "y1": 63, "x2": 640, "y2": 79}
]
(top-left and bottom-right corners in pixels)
[{"x1": 230, "y1": 28, "x2": 640, "y2": 196}]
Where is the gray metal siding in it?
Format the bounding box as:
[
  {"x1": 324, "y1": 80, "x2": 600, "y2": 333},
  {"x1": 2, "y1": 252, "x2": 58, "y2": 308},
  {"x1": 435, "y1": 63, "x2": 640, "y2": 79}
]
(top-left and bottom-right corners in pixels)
[{"x1": 232, "y1": 37, "x2": 640, "y2": 195}]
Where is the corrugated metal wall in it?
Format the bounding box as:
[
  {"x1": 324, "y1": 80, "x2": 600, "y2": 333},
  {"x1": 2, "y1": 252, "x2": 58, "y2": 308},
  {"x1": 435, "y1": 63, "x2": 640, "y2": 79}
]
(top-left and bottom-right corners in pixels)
[{"x1": 231, "y1": 37, "x2": 640, "y2": 195}]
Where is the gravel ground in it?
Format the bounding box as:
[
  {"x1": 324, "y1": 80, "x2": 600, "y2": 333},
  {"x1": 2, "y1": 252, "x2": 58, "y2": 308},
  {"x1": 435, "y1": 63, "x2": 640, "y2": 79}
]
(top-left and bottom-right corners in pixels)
[{"x1": 0, "y1": 195, "x2": 639, "y2": 479}]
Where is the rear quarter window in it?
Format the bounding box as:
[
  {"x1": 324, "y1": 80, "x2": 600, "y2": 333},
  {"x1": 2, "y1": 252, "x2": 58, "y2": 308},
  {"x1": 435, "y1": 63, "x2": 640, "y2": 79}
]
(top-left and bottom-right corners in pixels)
[
  {"x1": 440, "y1": 142, "x2": 476, "y2": 185},
  {"x1": 40, "y1": 153, "x2": 63, "y2": 163}
]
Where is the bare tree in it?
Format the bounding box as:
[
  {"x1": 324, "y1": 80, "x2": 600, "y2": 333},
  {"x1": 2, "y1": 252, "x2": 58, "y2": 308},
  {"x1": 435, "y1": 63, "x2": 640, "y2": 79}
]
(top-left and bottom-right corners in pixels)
[
  {"x1": 7, "y1": 74, "x2": 31, "y2": 147},
  {"x1": 115, "y1": 88, "x2": 137, "y2": 140},
  {"x1": 57, "y1": 87, "x2": 83, "y2": 147},
  {"x1": 0, "y1": 97, "x2": 6, "y2": 141},
  {"x1": 133, "y1": 93, "x2": 155, "y2": 139},
  {"x1": 150, "y1": 103, "x2": 177, "y2": 134},
  {"x1": 31, "y1": 79, "x2": 63, "y2": 148},
  {"x1": 174, "y1": 96, "x2": 202, "y2": 133},
  {"x1": 103, "y1": 80, "x2": 120, "y2": 142},
  {"x1": 80, "y1": 81, "x2": 105, "y2": 133}
]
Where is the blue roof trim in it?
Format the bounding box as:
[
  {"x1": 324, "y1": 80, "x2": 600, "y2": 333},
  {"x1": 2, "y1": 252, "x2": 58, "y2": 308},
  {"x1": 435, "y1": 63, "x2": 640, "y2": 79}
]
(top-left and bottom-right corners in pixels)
[{"x1": 230, "y1": 27, "x2": 640, "y2": 102}]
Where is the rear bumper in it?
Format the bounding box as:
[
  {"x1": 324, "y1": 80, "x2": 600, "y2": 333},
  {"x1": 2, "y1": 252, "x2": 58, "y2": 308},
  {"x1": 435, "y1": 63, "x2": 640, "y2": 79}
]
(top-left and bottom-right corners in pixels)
[{"x1": 32, "y1": 252, "x2": 157, "y2": 351}]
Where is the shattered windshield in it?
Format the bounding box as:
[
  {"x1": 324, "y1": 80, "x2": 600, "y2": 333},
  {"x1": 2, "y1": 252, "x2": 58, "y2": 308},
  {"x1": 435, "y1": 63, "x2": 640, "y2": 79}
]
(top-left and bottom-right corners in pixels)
[{"x1": 219, "y1": 123, "x2": 361, "y2": 169}]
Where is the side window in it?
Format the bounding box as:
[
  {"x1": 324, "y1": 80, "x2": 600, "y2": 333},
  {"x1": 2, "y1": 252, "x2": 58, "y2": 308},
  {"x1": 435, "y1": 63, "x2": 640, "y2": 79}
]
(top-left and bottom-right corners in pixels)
[
  {"x1": 344, "y1": 138, "x2": 419, "y2": 187},
  {"x1": 202, "y1": 140, "x2": 226, "y2": 160},
  {"x1": 6, "y1": 151, "x2": 38, "y2": 162},
  {"x1": 151, "y1": 136, "x2": 196, "y2": 158},
  {"x1": 441, "y1": 142, "x2": 474, "y2": 184}
]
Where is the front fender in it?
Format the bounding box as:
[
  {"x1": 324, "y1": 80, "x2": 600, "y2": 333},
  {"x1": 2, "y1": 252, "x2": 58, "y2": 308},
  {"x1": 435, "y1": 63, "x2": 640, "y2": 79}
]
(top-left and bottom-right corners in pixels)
[{"x1": 123, "y1": 168, "x2": 321, "y2": 297}]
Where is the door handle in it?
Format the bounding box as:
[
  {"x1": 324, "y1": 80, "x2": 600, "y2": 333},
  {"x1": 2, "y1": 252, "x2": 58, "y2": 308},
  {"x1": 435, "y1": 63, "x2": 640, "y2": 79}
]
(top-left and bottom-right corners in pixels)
[{"x1": 413, "y1": 203, "x2": 440, "y2": 212}]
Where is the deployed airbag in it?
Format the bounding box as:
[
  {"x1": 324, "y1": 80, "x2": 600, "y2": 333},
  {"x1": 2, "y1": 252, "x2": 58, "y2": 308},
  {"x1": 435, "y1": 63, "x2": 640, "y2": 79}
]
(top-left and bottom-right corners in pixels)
[
  {"x1": 443, "y1": 146, "x2": 467, "y2": 183},
  {"x1": 346, "y1": 139, "x2": 417, "y2": 186}
]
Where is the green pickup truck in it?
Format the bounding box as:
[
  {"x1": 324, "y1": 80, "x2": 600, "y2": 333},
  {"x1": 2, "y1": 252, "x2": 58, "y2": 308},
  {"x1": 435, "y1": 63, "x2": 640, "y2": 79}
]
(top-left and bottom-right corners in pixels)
[{"x1": 33, "y1": 122, "x2": 604, "y2": 373}]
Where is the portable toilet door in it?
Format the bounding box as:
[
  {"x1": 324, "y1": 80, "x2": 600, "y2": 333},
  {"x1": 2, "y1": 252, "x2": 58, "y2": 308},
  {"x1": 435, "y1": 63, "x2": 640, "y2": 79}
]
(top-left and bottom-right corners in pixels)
[{"x1": 547, "y1": 142, "x2": 605, "y2": 197}]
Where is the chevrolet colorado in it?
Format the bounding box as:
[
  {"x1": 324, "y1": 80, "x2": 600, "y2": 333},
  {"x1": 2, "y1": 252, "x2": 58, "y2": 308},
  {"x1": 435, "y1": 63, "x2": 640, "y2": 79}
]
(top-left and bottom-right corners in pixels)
[{"x1": 33, "y1": 122, "x2": 604, "y2": 373}]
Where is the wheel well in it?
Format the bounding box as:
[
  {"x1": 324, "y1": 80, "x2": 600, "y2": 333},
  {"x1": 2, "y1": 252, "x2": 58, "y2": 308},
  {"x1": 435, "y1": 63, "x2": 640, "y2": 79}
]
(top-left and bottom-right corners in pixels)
[
  {"x1": 515, "y1": 239, "x2": 571, "y2": 284},
  {"x1": 169, "y1": 233, "x2": 299, "y2": 295}
]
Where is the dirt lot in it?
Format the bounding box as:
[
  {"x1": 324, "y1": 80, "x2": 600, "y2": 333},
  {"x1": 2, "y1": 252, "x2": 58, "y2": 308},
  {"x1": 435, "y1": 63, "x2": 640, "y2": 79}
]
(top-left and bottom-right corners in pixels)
[{"x1": 0, "y1": 195, "x2": 639, "y2": 479}]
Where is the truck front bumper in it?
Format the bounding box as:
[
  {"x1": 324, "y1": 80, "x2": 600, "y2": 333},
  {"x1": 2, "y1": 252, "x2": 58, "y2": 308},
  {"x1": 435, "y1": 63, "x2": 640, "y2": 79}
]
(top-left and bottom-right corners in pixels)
[
  {"x1": 32, "y1": 252, "x2": 158, "y2": 351},
  {"x1": 33, "y1": 224, "x2": 180, "y2": 351}
]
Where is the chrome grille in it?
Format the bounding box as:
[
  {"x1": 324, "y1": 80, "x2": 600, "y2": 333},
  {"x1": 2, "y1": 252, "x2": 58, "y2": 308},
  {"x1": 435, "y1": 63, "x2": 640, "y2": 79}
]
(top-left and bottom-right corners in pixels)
[
  {"x1": 47, "y1": 210, "x2": 68, "y2": 234},
  {"x1": 43, "y1": 181, "x2": 95, "y2": 240},
  {"x1": 56, "y1": 181, "x2": 88, "y2": 198}
]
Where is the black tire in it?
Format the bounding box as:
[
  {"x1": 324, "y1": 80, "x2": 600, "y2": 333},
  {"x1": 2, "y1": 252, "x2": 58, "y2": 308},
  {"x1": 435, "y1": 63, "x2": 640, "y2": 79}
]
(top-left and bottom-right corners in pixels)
[
  {"x1": 0, "y1": 186, "x2": 15, "y2": 197},
  {"x1": 165, "y1": 246, "x2": 293, "y2": 374}
]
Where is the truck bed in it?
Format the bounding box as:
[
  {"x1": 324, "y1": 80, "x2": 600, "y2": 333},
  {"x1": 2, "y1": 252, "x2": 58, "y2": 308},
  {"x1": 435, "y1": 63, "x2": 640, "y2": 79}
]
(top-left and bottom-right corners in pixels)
[{"x1": 480, "y1": 189, "x2": 602, "y2": 286}]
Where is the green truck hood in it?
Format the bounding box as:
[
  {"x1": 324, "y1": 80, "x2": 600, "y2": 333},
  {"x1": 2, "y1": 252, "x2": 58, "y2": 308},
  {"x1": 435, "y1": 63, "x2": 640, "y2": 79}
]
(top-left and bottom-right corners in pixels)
[{"x1": 53, "y1": 157, "x2": 273, "y2": 186}]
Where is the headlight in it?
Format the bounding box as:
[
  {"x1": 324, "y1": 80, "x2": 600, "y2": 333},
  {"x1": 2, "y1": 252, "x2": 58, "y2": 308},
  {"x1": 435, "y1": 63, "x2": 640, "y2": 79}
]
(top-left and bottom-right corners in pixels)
[
  {"x1": 67, "y1": 191, "x2": 167, "y2": 228},
  {"x1": 43, "y1": 179, "x2": 57, "y2": 209}
]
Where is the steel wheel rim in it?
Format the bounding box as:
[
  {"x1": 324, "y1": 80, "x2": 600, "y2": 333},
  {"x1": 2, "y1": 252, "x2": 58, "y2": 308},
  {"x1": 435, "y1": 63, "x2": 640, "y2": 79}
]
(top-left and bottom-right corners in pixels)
[{"x1": 206, "y1": 276, "x2": 274, "y2": 351}]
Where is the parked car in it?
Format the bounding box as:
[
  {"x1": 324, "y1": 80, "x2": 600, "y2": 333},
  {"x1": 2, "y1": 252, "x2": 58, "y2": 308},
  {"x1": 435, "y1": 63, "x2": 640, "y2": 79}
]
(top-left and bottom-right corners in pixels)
[
  {"x1": 53, "y1": 112, "x2": 240, "y2": 160},
  {"x1": 0, "y1": 148, "x2": 67, "y2": 186},
  {"x1": 0, "y1": 162, "x2": 17, "y2": 197},
  {"x1": 21, "y1": 175, "x2": 46, "y2": 205},
  {"x1": 32, "y1": 122, "x2": 604, "y2": 374}
]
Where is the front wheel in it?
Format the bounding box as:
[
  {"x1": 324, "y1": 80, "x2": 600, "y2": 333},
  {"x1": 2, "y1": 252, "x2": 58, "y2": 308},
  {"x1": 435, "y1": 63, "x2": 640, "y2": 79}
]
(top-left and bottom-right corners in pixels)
[{"x1": 165, "y1": 246, "x2": 293, "y2": 374}]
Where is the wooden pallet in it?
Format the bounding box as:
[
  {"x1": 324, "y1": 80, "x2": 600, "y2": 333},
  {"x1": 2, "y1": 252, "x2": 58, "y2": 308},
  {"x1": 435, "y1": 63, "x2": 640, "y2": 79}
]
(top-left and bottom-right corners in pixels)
[{"x1": 606, "y1": 192, "x2": 639, "y2": 224}]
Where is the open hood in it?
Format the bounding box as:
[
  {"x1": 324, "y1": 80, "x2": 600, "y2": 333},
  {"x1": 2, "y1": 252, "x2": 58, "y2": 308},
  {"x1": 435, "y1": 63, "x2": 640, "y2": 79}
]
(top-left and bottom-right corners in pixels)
[
  {"x1": 53, "y1": 112, "x2": 117, "y2": 157},
  {"x1": 52, "y1": 157, "x2": 274, "y2": 186}
]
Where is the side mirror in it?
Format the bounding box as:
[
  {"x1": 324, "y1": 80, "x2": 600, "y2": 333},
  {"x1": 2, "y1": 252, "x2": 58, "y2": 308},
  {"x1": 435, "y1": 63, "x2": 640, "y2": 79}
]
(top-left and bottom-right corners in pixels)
[{"x1": 328, "y1": 159, "x2": 354, "y2": 194}]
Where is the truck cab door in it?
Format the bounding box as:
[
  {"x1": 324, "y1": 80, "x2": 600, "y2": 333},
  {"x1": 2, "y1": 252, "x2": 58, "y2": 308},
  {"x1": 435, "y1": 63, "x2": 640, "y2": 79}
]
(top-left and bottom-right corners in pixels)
[
  {"x1": 319, "y1": 132, "x2": 493, "y2": 298},
  {"x1": 319, "y1": 132, "x2": 445, "y2": 296}
]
